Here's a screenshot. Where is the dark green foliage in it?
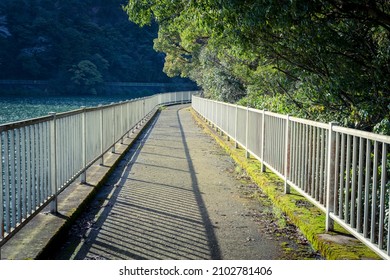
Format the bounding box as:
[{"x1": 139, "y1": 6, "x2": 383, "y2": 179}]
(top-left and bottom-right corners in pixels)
[
  {"x1": 124, "y1": 0, "x2": 390, "y2": 134},
  {"x1": 0, "y1": 0, "x2": 191, "y2": 94}
]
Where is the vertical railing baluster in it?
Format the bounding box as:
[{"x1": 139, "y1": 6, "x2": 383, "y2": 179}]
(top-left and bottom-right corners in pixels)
[
  {"x1": 10, "y1": 130, "x2": 15, "y2": 229},
  {"x1": 112, "y1": 106, "x2": 116, "y2": 153},
  {"x1": 339, "y1": 134, "x2": 346, "y2": 218},
  {"x1": 315, "y1": 127, "x2": 320, "y2": 201},
  {"x1": 143, "y1": 99, "x2": 146, "y2": 124},
  {"x1": 363, "y1": 139, "x2": 371, "y2": 238},
  {"x1": 99, "y1": 106, "x2": 104, "y2": 165},
  {"x1": 127, "y1": 102, "x2": 131, "y2": 138},
  {"x1": 310, "y1": 127, "x2": 316, "y2": 198},
  {"x1": 293, "y1": 122, "x2": 298, "y2": 185},
  {"x1": 310, "y1": 126, "x2": 316, "y2": 195},
  {"x1": 125, "y1": 101, "x2": 129, "y2": 138},
  {"x1": 378, "y1": 143, "x2": 387, "y2": 249},
  {"x1": 245, "y1": 106, "x2": 249, "y2": 158},
  {"x1": 326, "y1": 122, "x2": 337, "y2": 231},
  {"x1": 41, "y1": 124, "x2": 46, "y2": 204},
  {"x1": 120, "y1": 103, "x2": 124, "y2": 144},
  {"x1": 4, "y1": 131, "x2": 9, "y2": 234},
  {"x1": 226, "y1": 104, "x2": 230, "y2": 141},
  {"x1": 81, "y1": 107, "x2": 87, "y2": 184},
  {"x1": 278, "y1": 118, "x2": 281, "y2": 172},
  {"x1": 284, "y1": 115, "x2": 290, "y2": 194},
  {"x1": 49, "y1": 113, "x2": 57, "y2": 213},
  {"x1": 73, "y1": 115, "x2": 77, "y2": 181},
  {"x1": 35, "y1": 124, "x2": 40, "y2": 208},
  {"x1": 38, "y1": 123, "x2": 43, "y2": 206},
  {"x1": 15, "y1": 128, "x2": 21, "y2": 224},
  {"x1": 387, "y1": 175, "x2": 390, "y2": 255},
  {"x1": 319, "y1": 128, "x2": 325, "y2": 204},
  {"x1": 298, "y1": 123, "x2": 303, "y2": 192},
  {"x1": 371, "y1": 141, "x2": 378, "y2": 243},
  {"x1": 76, "y1": 114, "x2": 81, "y2": 176},
  {"x1": 334, "y1": 132, "x2": 340, "y2": 217},
  {"x1": 303, "y1": 124, "x2": 309, "y2": 193},
  {"x1": 351, "y1": 136, "x2": 358, "y2": 228},
  {"x1": 32, "y1": 125, "x2": 38, "y2": 212},
  {"x1": 0, "y1": 131, "x2": 4, "y2": 239},
  {"x1": 26, "y1": 126, "x2": 31, "y2": 216},
  {"x1": 46, "y1": 122, "x2": 50, "y2": 199},
  {"x1": 234, "y1": 104, "x2": 238, "y2": 148},
  {"x1": 356, "y1": 137, "x2": 364, "y2": 232},
  {"x1": 345, "y1": 135, "x2": 351, "y2": 223},
  {"x1": 261, "y1": 110, "x2": 266, "y2": 172},
  {"x1": 14, "y1": 129, "x2": 21, "y2": 225},
  {"x1": 57, "y1": 119, "x2": 61, "y2": 188},
  {"x1": 324, "y1": 129, "x2": 329, "y2": 205}
]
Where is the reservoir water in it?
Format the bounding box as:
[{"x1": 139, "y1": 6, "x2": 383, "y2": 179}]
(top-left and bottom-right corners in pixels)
[{"x1": 0, "y1": 93, "x2": 149, "y2": 125}]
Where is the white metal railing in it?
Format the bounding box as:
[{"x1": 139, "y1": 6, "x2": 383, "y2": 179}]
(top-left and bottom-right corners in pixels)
[
  {"x1": 0, "y1": 91, "x2": 195, "y2": 255},
  {"x1": 192, "y1": 95, "x2": 390, "y2": 259}
]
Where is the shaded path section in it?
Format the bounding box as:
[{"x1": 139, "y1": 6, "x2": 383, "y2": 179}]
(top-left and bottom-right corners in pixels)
[{"x1": 54, "y1": 105, "x2": 295, "y2": 260}]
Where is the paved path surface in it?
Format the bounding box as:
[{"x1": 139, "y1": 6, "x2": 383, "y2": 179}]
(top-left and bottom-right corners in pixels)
[{"x1": 53, "y1": 105, "x2": 315, "y2": 260}]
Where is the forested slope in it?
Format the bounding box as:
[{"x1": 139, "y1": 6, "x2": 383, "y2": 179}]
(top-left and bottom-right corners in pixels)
[
  {"x1": 0, "y1": 0, "x2": 192, "y2": 94},
  {"x1": 124, "y1": 0, "x2": 389, "y2": 133}
]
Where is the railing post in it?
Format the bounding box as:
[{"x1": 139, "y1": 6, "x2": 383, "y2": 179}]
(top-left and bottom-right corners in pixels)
[
  {"x1": 127, "y1": 101, "x2": 132, "y2": 138},
  {"x1": 0, "y1": 129, "x2": 4, "y2": 242},
  {"x1": 226, "y1": 104, "x2": 230, "y2": 141},
  {"x1": 142, "y1": 99, "x2": 146, "y2": 123},
  {"x1": 215, "y1": 102, "x2": 218, "y2": 132},
  {"x1": 245, "y1": 106, "x2": 249, "y2": 158},
  {"x1": 80, "y1": 107, "x2": 87, "y2": 184},
  {"x1": 234, "y1": 104, "x2": 238, "y2": 148},
  {"x1": 99, "y1": 105, "x2": 104, "y2": 165},
  {"x1": 219, "y1": 103, "x2": 223, "y2": 135},
  {"x1": 261, "y1": 110, "x2": 267, "y2": 172},
  {"x1": 120, "y1": 103, "x2": 124, "y2": 144},
  {"x1": 326, "y1": 122, "x2": 337, "y2": 231},
  {"x1": 49, "y1": 112, "x2": 57, "y2": 213},
  {"x1": 111, "y1": 104, "x2": 116, "y2": 153},
  {"x1": 284, "y1": 115, "x2": 291, "y2": 194}
]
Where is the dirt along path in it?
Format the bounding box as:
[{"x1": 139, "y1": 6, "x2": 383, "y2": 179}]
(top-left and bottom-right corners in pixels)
[{"x1": 51, "y1": 105, "x2": 320, "y2": 260}]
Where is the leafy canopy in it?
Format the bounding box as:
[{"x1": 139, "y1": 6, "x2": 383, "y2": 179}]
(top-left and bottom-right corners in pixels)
[{"x1": 124, "y1": 0, "x2": 390, "y2": 133}]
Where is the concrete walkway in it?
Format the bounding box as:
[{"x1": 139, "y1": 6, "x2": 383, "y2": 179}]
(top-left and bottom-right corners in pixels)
[{"x1": 52, "y1": 105, "x2": 314, "y2": 260}]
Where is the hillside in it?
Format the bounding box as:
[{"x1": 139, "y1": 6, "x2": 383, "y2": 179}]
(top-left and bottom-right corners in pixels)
[{"x1": 0, "y1": 0, "x2": 193, "y2": 94}]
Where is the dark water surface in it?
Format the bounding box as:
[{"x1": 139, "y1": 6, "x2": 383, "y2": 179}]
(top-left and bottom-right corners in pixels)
[{"x1": 0, "y1": 93, "x2": 148, "y2": 125}]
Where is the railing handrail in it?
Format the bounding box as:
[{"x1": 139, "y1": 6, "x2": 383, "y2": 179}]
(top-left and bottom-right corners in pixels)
[{"x1": 192, "y1": 95, "x2": 390, "y2": 259}]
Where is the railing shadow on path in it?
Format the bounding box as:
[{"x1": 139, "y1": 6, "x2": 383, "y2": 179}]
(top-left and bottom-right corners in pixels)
[{"x1": 56, "y1": 106, "x2": 221, "y2": 260}]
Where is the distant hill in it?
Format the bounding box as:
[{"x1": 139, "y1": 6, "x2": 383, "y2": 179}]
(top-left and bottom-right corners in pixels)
[{"x1": 0, "y1": 0, "x2": 194, "y2": 94}]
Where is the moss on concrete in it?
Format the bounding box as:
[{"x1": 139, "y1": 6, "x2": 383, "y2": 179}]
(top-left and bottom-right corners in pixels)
[{"x1": 190, "y1": 108, "x2": 381, "y2": 260}]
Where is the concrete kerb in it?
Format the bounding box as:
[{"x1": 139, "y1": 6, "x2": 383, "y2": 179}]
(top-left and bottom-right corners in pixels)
[
  {"x1": 1, "y1": 107, "x2": 161, "y2": 260},
  {"x1": 189, "y1": 108, "x2": 382, "y2": 260}
]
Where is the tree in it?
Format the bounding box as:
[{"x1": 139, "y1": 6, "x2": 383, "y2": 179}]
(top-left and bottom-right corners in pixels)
[
  {"x1": 124, "y1": 0, "x2": 390, "y2": 133},
  {"x1": 0, "y1": 0, "x2": 192, "y2": 86},
  {"x1": 69, "y1": 60, "x2": 103, "y2": 94}
]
